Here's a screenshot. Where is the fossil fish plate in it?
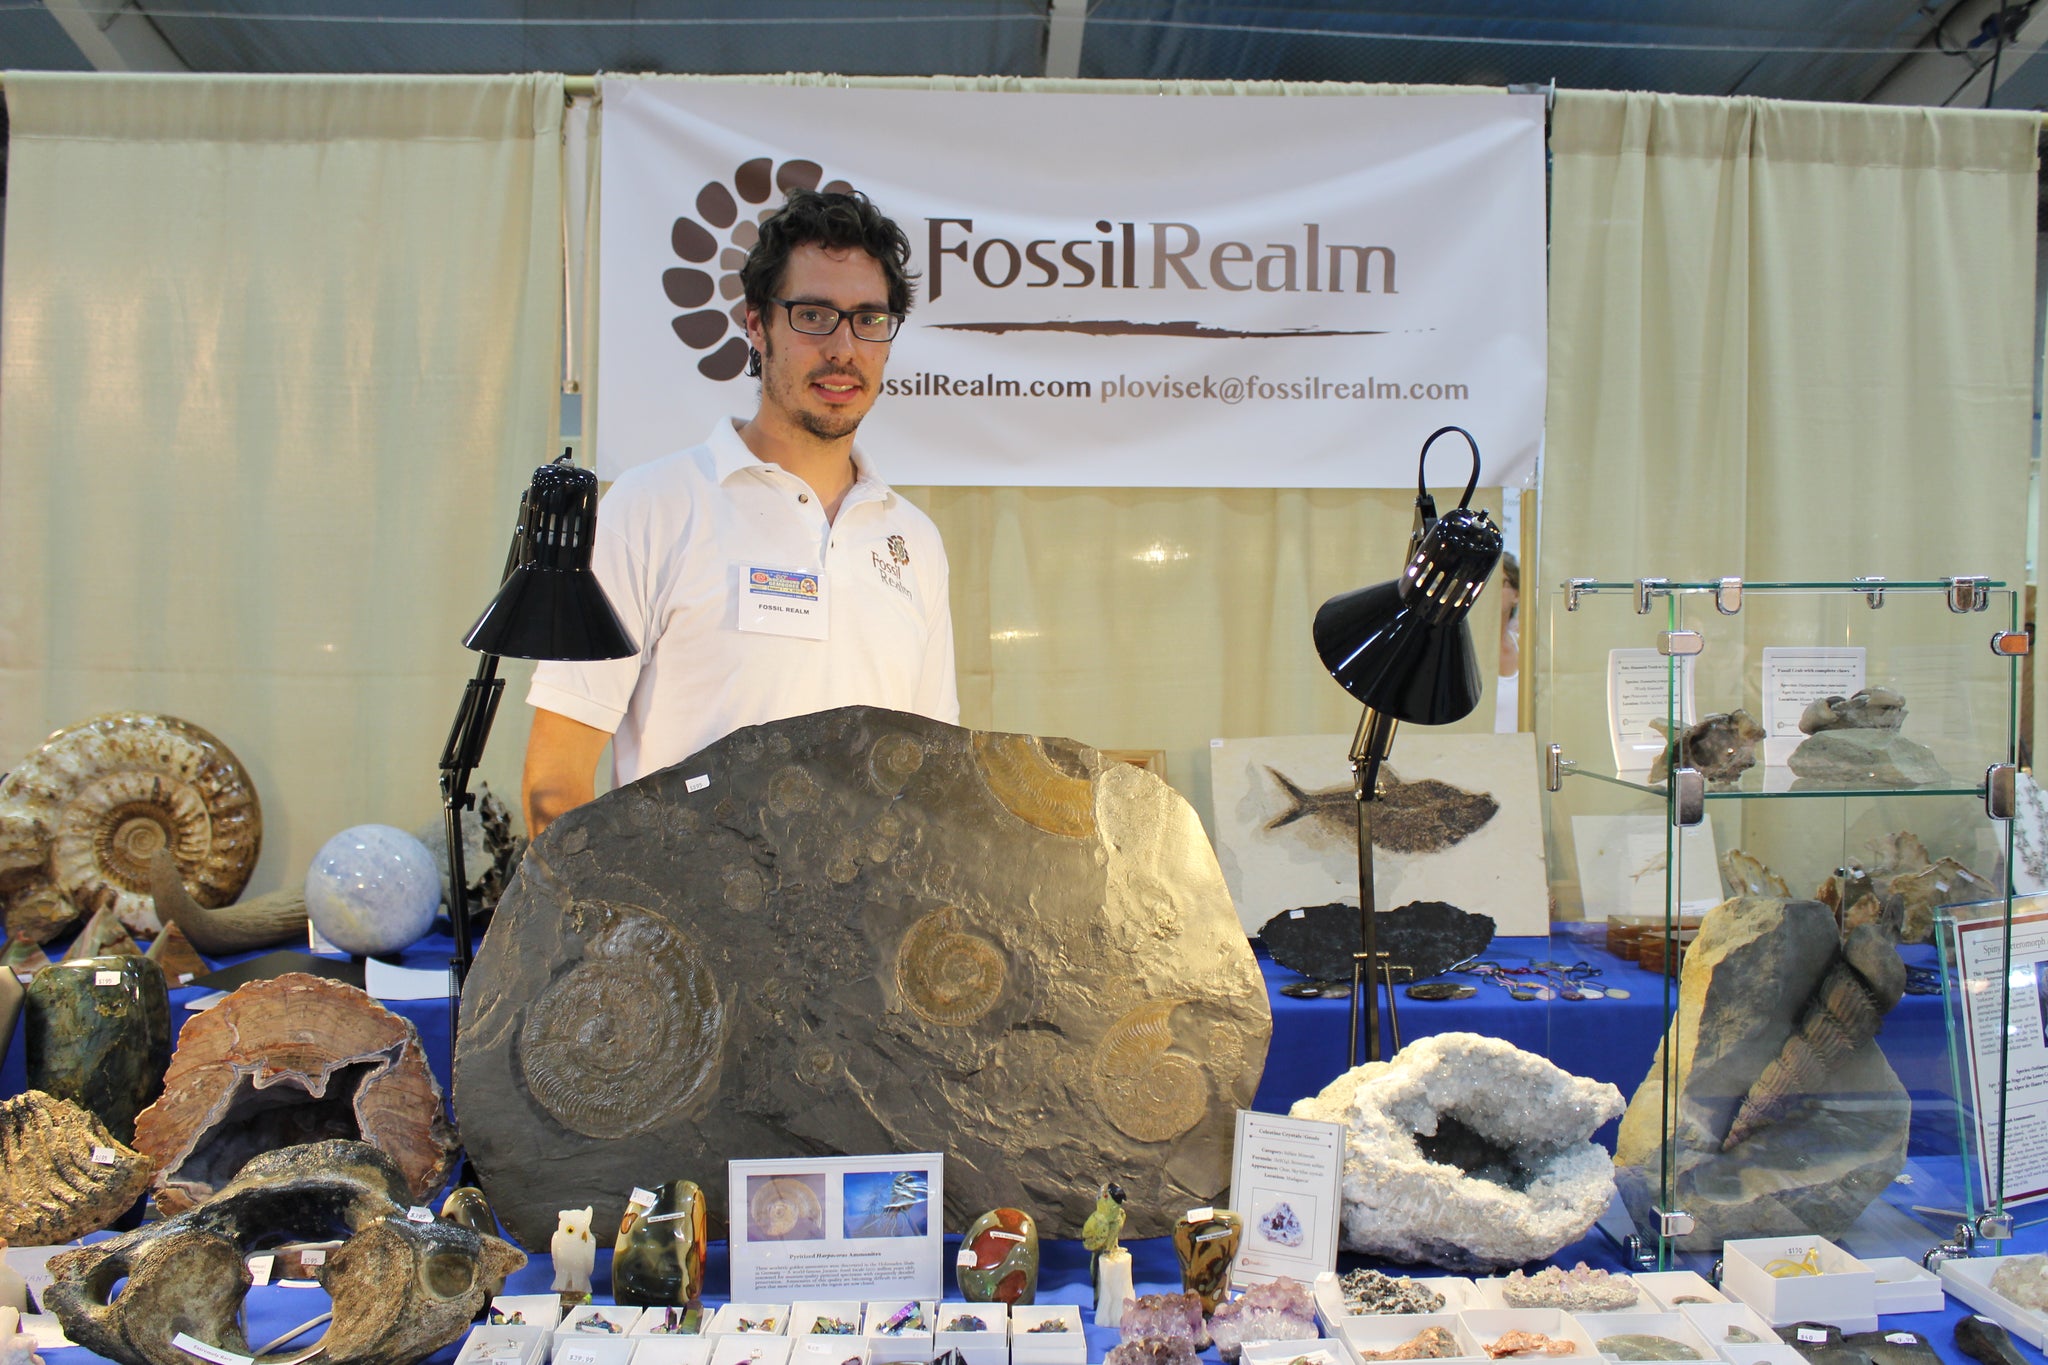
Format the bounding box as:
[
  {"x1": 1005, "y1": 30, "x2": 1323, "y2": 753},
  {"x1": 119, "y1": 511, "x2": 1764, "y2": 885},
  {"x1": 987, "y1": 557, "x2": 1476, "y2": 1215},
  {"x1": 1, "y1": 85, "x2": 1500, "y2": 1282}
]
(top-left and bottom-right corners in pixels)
[
  {"x1": 454, "y1": 706, "x2": 1270, "y2": 1248},
  {"x1": 0, "y1": 713, "x2": 260, "y2": 942}
]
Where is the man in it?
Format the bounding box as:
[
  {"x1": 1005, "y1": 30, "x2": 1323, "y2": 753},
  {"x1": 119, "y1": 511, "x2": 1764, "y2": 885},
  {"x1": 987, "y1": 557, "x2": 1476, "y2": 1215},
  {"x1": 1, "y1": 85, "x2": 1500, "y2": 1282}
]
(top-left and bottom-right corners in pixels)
[{"x1": 522, "y1": 189, "x2": 959, "y2": 836}]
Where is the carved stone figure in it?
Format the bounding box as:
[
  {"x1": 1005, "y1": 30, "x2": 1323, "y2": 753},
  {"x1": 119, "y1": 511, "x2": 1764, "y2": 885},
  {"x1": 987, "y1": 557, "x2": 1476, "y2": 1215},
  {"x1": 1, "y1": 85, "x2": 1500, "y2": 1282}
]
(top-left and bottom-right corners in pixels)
[
  {"x1": 454, "y1": 707, "x2": 1269, "y2": 1247},
  {"x1": 0, "y1": 712, "x2": 260, "y2": 941},
  {"x1": 1292, "y1": 1032, "x2": 1623, "y2": 1270},
  {"x1": 614, "y1": 1180, "x2": 708, "y2": 1307},
  {"x1": 1613, "y1": 897, "x2": 1909, "y2": 1247},
  {"x1": 0, "y1": 1090, "x2": 155, "y2": 1243},
  {"x1": 132, "y1": 973, "x2": 456, "y2": 1214},
  {"x1": 958, "y1": 1207, "x2": 1038, "y2": 1304},
  {"x1": 44, "y1": 1140, "x2": 524, "y2": 1365},
  {"x1": 552, "y1": 1206, "x2": 595, "y2": 1293},
  {"x1": 23, "y1": 955, "x2": 170, "y2": 1143}
]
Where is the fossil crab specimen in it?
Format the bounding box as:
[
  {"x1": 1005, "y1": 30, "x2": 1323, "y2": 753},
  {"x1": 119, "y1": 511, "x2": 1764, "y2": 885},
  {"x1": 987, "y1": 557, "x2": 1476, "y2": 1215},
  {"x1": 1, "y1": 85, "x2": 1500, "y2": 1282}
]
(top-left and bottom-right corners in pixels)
[
  {"x1": 0, "y1": 713, "x2": 260, "y2": 943},
  {"x1": 45, "y1": 1140, "x2": 524, "y2": 1365}
]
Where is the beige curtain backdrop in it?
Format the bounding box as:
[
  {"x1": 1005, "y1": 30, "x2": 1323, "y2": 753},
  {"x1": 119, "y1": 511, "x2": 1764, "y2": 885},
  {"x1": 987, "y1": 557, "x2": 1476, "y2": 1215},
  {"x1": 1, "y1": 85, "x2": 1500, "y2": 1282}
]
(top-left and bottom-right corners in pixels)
[
  {"x1": 0, "y1": 73, "x2": 565, "y2": 896},
  {"x1": 1539, "y1": 91, "x2": 2038, "y2": 912}
]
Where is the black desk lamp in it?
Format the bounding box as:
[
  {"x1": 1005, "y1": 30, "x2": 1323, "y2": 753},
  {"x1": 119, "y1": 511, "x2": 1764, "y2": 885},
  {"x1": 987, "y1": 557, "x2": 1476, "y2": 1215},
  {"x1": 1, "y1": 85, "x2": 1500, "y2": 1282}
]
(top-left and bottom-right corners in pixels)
[
  {"x1": 442, "y1": 452, "x2": 635, "y2": 985},
  {"x1": 1312, "y1": 425, "x2": 1503, "y2": 1066}
]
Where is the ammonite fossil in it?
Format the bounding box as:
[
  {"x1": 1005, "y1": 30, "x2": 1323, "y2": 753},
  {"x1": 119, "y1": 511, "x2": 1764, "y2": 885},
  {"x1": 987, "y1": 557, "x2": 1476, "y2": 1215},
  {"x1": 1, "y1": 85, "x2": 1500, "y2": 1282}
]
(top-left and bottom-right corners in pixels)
[
  {"x1": 1093, "y1": 1000, "x2": 1210, "y2": 1144},
  {"x1": 0, "y1": 713, "x2": 260, "y2": 940},
  {"x1": 519, "y1": 902, "x2": 723, "y2": 1140},
  {"x1": 974, "y1": 732, "x2": 1096, "y2": 838},
  {"x1": 895, "y1": 906, "x2": 1005, "y2": 1027},
  {"x1": 748, "y1": 1175, "x2": 825, "y2": 1240}
]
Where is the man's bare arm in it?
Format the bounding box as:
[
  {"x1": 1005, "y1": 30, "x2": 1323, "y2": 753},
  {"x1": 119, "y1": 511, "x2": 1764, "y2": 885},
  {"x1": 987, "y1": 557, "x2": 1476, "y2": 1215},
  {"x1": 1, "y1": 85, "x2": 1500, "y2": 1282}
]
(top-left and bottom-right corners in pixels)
[{"x1": 522, "y1": 709, "x2": 612, "y2": 838}]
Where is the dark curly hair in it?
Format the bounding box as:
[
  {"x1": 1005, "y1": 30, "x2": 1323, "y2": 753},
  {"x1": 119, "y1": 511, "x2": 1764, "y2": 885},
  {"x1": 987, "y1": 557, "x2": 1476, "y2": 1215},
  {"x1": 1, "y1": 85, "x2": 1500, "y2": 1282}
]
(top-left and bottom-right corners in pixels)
[{"x1": 742, "y1": 188, "x2": 917, "y2": 377}]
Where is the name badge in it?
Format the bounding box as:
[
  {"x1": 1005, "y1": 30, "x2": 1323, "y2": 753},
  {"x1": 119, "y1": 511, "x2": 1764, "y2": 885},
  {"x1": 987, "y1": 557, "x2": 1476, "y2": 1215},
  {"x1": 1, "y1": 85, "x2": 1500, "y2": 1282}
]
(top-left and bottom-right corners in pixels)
[{"x1": 739, "y1": 564, "x2": 828, "y2": 640}]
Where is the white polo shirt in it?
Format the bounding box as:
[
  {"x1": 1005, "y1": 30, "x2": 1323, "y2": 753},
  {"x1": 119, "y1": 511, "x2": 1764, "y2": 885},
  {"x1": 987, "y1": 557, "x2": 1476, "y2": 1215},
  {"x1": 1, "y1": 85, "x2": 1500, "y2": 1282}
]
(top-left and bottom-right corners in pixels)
[{"x1": 528, "y1": 419, "x2": 960, "y2": 786}]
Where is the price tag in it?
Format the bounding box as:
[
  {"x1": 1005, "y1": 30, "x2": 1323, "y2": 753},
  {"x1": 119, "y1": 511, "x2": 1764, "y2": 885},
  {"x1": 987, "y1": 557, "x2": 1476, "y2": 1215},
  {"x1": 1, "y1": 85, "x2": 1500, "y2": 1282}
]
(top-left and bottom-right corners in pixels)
[
  {"x1": 629, "y1": 1187, "x2": 658, "y2": 1208},
  {"x1": 172, "y1": 1333, "x2": 253, "y2": 1365},
  {"x1": 686, "y1": 774, "x2": 711, "y2": 793},
  {"x1": 178, "y1": 972, "x2": 195, "y2": 985},
  {"x1": 956, "y1": 1249, "x2": 977, "y2": 1267},
  {"x1": 406, "y1": 1206, "x2": 433, "y2": 1223},
  {"x1": 989, "y1": 1230, "x2": 1025, "y2": 1242},
  {"x1": 560, "y1": 1349, "x2": 600, "y2": 1365},
  {"x1": 300, "y1": 1248, "x2": 327, "y2": 1266},
  {"x1": 648, "y1": 1210, "x2": 691, "y2": 1223},
  {"x1": 246, "y1": 1254, "x2": 275, "y2": 1287},
  {"x1": 1288, "y1": 909, "x2": 1305, "y2": 919},
  {"x1": 1797, "y1": 1330, "x2": 1828, "y2": 1344},
  {"x1": 1886, "y1": 1335, "x2": 1918, "y2": 1346},
  {"x1": 95, "y1": 970, "x2": 121, "y2": 986},
  {"x1": 90, "y1": 1146, "x2": 116, "y2": 1165},
  {"x1": 1185, "y1": 1206, "x2": 1214, "y2": 1223},
  {"x1": 17, "y1": 972, "x2": 34, "y2": 984}
]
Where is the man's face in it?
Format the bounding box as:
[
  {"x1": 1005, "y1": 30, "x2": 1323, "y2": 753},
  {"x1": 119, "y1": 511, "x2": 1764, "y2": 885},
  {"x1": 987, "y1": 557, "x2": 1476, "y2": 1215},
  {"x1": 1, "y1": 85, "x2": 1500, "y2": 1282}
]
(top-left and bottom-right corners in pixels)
[{"x1": 746, "y1": 243, "x2": 894, "y2": 443}]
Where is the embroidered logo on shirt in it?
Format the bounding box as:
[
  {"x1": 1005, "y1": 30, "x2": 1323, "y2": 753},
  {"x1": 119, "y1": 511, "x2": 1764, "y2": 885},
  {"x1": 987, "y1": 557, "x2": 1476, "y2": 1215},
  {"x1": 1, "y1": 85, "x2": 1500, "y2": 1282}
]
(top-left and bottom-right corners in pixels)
[
  {"x1": 887, "y1": 534, "x2": 910, "y2": 566},
  {"x1": 871, "y1": 548, "x2": 913, "y2": 600}
]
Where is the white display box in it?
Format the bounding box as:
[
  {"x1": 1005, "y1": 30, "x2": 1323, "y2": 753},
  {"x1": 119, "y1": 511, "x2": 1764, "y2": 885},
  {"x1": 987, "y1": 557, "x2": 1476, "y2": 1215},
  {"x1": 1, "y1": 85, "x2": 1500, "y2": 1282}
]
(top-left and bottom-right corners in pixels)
[
  {"x1": 1574, "y1": 1311, "x2": 1715, "y2": 1361},
  {"x1": 709, "y1": 1337, "x2": 795, "y2": 1365},
  {"x1": 557, "y1": 1306, "x2": 646, "y2": 1356},
  {"x1": 1675, "y1": 1301, "x2": 1782, "y2": 1361},
  {"x1": 632, "y1": 1307, "x2": 706, "y2": 1337},
  {"x1": 1720, "y1": 1237, "x2": 1876, "y2": 1333},
  {"x1": 1458, "y1": 1309, "x2": 1599, "y2": 1362},
  {"x1": 936, "y1": 1301, "x2": 1010, "y2": 1365},
  {"x1": 1862, "y1": 1257, "x2": 1945, "y2": 1314},
  {"x1": 1337, "y1": 1312, "x2": 1483, "y2": 1365},
  {"x1": 1312, "y1": 1271, "x2": 1477, "y2": 1332},
  {"x1": 1009, "y1": 1305, "x2": 1085, "y2": 1365},
  {"x1": 710, "y1": 1305, "x2": 794, "y2": 1336},
  {"x1": 555, "y1": 1339, "x2": 639, "y2": 1365},
  {"x1": 1937, "y1": 1258, "x2": 2048, "y2": 1350},
  {"x1": 1243, "y1": 1342, "x2": 1348, "y2": 1365},
  {"x1": 1716, "y1": 1344, "x2": 1806, "y2": 1365},
  {"x1": 1632, "y1": 1272, "x2": 1726, "y2": 1312},
  {"x1": 791, "y1": 1338, "x2": 872, "y2": 1365},
  {"x1": 860, "y1": 1300, "x2": 937, "y2": 1365},
  {"x1": 632, "y1": 1339, "x2": 715, "y2": 1365},
  {"x1": 457, "y1": 1324, "x2": 551, "y2": 1365},
  {"x1": 491, "y1": 1295, "x2": 565, "y2": 1330},
  {"x1": 1469, "y1": 1273, "x2": 1639, "y2": 1313},
  {"x1": 790, "y1": 1303, "x2": 868, "y2": 1339}
]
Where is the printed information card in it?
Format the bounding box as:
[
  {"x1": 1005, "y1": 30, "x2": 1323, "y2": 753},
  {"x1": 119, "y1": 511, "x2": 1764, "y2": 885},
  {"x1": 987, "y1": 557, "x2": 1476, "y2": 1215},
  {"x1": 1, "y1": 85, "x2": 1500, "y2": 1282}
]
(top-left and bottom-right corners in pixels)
[
  {"x1": 1228, "y1": 1109, "x2": 1344, "y2": 1288},
  {"x1": 729, "y1": 1153, "x2": 944, "y2": 1301},
  {"x1": 1948, "y1": 900, "x2": 2048, "y2": 1209},
  {"x1": 1607, "y1": 649, "x2": 1697, "y2": 774}
]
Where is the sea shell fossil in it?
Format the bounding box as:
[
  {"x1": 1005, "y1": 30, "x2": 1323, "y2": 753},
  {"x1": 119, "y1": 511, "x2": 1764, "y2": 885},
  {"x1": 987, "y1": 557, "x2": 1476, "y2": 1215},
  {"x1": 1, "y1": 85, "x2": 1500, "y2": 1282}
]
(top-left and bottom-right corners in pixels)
[
  {"x1": 1093, "y1": 1001, "x2": 1209, "y2": 1144},
  {"x1": 146, "y1": 848, "x2": 307, "y2": 955},
  {"x1": 1721, "y1": 900, "x2": 1908, "y2": 1151},
  {"x1": 749, "y1": 1175, "x2": 824, "y2": 1239},
  {"x1": 519, "y1": 902, "x2": 724, "y2": 1139},
  {"x1": 0, "y1": 713, "x2": 260, "y2": 941},
  {"x1": 974, "y1": 732, "x2": 1096, "y2": 838},
  {"x1": 895, "y1": 906, "x2": 1005, "y2": 1027},
  {"x1": 0, "y1": 1089, "x2": 155, "y2": 1244}
]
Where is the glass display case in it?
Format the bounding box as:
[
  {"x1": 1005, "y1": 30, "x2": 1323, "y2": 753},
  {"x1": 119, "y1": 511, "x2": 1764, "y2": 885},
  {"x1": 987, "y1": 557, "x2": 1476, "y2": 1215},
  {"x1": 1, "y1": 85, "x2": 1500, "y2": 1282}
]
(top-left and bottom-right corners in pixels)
[{"x1": 1539, "y1": 576, "x2": 2023, "y2": 1272}]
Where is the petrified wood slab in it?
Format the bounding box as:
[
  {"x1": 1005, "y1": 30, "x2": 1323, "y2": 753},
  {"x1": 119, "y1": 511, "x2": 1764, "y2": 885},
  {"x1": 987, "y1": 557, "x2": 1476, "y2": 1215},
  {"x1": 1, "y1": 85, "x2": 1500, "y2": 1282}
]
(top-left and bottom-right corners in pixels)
[
  {"x1": 132, "y1": 973, "x2": 456, "y2": 1214},
  {"x1": 456, "y1": 706, "x2": 1270, "y2": 1248},
  {"x1": 0, "y1": 1090, "x2": 156, "y2": 1244}
]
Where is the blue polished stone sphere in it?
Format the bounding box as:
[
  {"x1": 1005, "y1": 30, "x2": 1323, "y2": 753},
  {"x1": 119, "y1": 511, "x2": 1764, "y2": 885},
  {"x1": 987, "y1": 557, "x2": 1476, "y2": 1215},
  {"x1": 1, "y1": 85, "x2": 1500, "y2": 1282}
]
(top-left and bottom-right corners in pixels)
[{"x1": 304, "y1": 824, "x2": 442, "y2": 956}]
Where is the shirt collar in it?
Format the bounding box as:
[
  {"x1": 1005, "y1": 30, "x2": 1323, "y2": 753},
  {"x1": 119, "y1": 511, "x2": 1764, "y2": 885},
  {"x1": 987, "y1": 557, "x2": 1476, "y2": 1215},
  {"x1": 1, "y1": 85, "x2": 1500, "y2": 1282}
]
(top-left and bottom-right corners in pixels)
[{"x1": 708, "y1": 417, "x2": 893, "y2": 507}]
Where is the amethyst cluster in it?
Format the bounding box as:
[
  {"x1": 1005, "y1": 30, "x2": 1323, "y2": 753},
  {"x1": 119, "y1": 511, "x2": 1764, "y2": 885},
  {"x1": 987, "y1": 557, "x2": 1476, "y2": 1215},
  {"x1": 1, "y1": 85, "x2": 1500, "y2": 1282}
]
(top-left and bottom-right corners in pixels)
[{"x1": 1208, "y1": 1278, "x2": 1319, "y2": 1363}]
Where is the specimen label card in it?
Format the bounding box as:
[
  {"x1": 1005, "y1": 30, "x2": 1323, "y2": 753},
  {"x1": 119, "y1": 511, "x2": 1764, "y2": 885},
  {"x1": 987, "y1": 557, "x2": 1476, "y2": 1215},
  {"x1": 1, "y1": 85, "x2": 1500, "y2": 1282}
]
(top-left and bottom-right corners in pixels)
[
  {"x1": 1607, "y1": 649, "x2": 1697, "y2": 774},
  {"x1": 1228, "y1": 1109, "x2": 1344, "y2": 1288},
  {"x1": 1760, "y1": 646, "x2": 1865, "y2": 764},
  {"x1": 1948, "y1": 900, "x2": 2048, "y2": 1208},
  {"x1": 729, "y1": 1153, "x2": 943, "y2": 1300}
]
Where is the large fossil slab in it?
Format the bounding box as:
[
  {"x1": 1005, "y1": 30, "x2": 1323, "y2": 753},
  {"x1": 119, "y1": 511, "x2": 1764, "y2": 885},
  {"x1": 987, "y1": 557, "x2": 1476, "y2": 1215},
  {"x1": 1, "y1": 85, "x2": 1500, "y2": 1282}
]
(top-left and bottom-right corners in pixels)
[{"x1": 456, "y1": 706, "x2": 1270, "y2": 1248}]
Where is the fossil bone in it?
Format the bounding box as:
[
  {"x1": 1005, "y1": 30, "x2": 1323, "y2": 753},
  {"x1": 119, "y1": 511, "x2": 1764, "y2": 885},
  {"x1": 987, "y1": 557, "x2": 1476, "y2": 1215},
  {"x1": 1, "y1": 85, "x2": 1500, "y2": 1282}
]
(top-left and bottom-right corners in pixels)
[{"x1": 147, "y1": 847, "x2": 307, "y2": 955}]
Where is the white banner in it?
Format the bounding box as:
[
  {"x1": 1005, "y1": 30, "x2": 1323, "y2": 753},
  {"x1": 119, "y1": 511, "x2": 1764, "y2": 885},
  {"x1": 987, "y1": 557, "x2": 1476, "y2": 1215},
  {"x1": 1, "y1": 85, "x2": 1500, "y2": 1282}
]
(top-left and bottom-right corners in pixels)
[{"x1": 596, "y1": 81, "x2": 1546, "y2": 488}]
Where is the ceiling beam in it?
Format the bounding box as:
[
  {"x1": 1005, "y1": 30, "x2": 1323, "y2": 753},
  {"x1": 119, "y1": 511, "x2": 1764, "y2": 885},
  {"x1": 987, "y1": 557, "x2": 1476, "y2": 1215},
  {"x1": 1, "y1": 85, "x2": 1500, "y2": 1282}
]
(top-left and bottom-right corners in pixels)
[
  {"x1": 1866, "y1": 0, "x2": 2048, "y2": 106},
  {"x1": 44, "y1": 0, "x2": 187, "y2": 72},
  {"x1": 1045, "y1": 0, "x2": 1086, "y2": 79}
]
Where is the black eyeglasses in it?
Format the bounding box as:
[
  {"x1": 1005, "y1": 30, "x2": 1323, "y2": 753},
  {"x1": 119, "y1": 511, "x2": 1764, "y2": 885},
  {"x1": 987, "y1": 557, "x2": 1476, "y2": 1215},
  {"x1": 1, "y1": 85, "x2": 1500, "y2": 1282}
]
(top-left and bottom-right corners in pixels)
[{"x1": 770, "y1": 298, "x2": 903, "y2": 343}]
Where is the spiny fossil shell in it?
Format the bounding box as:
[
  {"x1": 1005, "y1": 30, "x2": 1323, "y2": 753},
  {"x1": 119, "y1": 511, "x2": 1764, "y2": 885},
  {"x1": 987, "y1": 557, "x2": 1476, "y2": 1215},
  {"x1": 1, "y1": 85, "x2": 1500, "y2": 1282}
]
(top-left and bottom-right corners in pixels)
[
  {"x1": 0, "y1": 1089, "x2": 155, "y2": 1244},
  {"x1": 1094, "y1": 1001, "x2": 1209, "y2": 1144},
  {"x1": 0, "y1": 713, "x2": 260, "y2": 939},
  {"x1": 895, "y1": 906, "x2": 1005, "y2": 1026},
  {"x1": 974, "y1": 732, "x2": 1096, "y2": 838},
  {"x1": 519, "y1": 902, "x2": 723, "y2": 1140}
]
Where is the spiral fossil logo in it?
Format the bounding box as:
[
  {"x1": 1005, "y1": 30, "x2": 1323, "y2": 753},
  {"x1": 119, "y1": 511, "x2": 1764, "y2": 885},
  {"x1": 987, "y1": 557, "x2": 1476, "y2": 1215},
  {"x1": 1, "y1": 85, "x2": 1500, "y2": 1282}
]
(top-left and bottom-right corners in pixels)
[{"x1": 666, "y1": 156, "x2": 854, "y2": 381}]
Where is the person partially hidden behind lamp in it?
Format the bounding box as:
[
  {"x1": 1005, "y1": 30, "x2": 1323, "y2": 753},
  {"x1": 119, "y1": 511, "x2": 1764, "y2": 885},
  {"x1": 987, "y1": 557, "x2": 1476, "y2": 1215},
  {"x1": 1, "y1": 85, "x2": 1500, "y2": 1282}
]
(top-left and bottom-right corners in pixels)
[{"x1": 520, "y1": 188, "x2": 960, "y2": 837}]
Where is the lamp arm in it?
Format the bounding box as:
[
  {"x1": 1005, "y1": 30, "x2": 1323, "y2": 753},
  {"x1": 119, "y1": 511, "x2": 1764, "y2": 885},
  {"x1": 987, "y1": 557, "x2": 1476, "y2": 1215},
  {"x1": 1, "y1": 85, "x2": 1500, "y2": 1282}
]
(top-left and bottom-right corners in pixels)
[
  {"x1": 1417, "y1": 425, "x2": 1483, "y2": 511},
  {"x1": 438, "y1": 651, "x2": 504, "y2": 986}
]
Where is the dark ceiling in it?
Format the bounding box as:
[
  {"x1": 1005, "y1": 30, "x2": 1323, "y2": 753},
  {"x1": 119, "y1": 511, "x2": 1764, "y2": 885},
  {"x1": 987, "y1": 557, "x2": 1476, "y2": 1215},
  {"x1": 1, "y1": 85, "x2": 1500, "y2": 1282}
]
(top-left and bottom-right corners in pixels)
[{"x1": 0, "y1": 1, "x2": 2043, "y2": 111}]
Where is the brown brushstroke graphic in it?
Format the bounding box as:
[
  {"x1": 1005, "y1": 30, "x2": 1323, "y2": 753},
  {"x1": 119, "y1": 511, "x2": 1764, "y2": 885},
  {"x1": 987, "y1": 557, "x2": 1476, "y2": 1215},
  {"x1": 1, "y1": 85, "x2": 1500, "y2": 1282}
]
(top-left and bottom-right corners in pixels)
[{"x1": 931, "y1": 319, "x2": 1384, "y2": 339}]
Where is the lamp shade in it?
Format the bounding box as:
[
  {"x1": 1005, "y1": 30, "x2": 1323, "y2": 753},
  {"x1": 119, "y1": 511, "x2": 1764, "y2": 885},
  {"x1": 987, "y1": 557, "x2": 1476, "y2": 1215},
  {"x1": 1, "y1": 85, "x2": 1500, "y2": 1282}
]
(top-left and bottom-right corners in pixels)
[
  {"x1": 1313, "y1": 504, "x2": 1503, "y2": 725},
  {"x1": 461, "y1": 460, "x2": 636, "y2": 662}
]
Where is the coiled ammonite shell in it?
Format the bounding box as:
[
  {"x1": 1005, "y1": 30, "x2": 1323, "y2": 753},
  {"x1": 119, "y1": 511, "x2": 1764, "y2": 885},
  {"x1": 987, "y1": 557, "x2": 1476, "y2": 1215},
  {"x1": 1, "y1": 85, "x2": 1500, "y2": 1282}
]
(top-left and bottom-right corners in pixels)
[
  {"x1": 0, "y1": 713, "x2": 260, "y2": 939},
  {"x1": 747, "y1": 1175, "x2": 825, "y2": 1240},
  {"x1": 519, "y1": 902, "x2": 724, "y2": 1139},
  {"x1": 973, "y1": 732, "x2": 1095, "y2": 838},
  {"x1": 895, "y1": 906, "x2": 1005, "y2": 1027},
  {"x1": 1093, "y1": 1000, "x2": 1209, "y2": 1144}
]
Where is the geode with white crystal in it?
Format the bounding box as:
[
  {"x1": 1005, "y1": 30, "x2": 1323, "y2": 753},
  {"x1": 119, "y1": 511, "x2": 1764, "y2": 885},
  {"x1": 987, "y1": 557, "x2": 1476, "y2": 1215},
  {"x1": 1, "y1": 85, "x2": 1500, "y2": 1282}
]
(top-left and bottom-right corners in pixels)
[{"x1": 1291, "y1": 1032, "x2": 1624, "y2": 1271}]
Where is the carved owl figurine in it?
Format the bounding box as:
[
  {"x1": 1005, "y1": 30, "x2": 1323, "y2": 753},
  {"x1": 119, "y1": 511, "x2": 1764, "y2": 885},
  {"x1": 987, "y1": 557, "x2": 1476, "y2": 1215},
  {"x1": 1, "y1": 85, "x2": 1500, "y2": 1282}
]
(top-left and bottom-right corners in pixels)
[{"x1": 551, "y1": 1206, "x2": 596, "y2": 1293}]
